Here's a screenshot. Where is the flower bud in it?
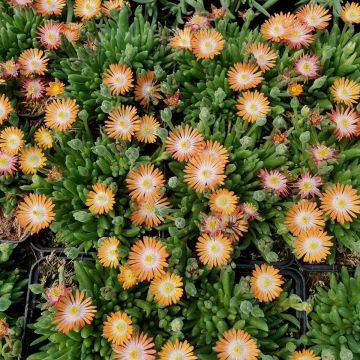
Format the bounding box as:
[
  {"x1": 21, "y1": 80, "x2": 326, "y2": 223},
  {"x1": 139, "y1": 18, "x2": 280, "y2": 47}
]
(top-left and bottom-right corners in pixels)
[
  {"x1": 78, "y1": 109, "x2": 89, "y2": 121},
  {"x1": 275, "y1": 144, "x2": 287, "y2": 155},
  {"x1": 161, "y1": 108, "x2": 172, "y2": 123},
  {"x1": 300, "y1": 105, "x2": 310, "y2": 117},
  {"x1": 343, "y1": 41, "x2": 356, "y2": 56},
  {"x1": 321, "y1": 349, "x2": 336, "y2": 360},
  {"x1": 199, "y1": 107, "x2": 211, "y2": 122},
  {"x1": 100, "y1": 84, "x2": 111, "y2": 97},
  {"x1": 175, "y1": 217, "x2": 186, "y2": 229},
  {"x1": 168, "y1": 176, "x2": 179, "y2": 188},
  {"x1": 273, "y1": 116, "x2": 287, "y2": 129},
  {"x1": 270, "y1": 87, "x2": 280, "y2": 97},
  {"x1": 290, "y1": 97, "x2": 299, "y2": 109},
  {"x1": 239, "y1": 300, "x2": 252, "y2": 315},
  {"x1": 339, "y1": 347, "x2": 353, "y2": 360},
  {"x1": 125, "y1": 147, "x2": 139, "y2": 163},
  {"x1": 299, "y1": 131, "x2": 311, "y2": 144},
  {"x1": 276, "y1": 223, "x2": 289, "y2": 235},
  {"x1": 101, "y1": 100, "x2": 113, "y2": 113},
  {"x1": 253, "y1": 190, "x2": 265, "y2": 202},
  {"x1": 157, "y1": 128, "x2": 168, "y2": 141},
  {"x1": 255, "y1": 117, "x2": 267, "y2": 126},
  {"x1": 170, "y1": 318, "x2": 183, "y2": 333},
  {"x1": 154, "y1": 65, "x2": 165, "y2": 78},
  {"x1": 214, "y1": 88, "x2": 226, "y2": 103},
  {"x1": 240, "y1": 136, "x2": 253, "y2": 148}
]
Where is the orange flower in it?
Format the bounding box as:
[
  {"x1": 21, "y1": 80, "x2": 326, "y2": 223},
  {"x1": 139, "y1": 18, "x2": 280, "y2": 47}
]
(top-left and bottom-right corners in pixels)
[
  {"x1": 45, "y1": 98, "x2": 79, "y2": 131},
  {"x1": 289, "y1": 349, "x2": 320, "y2": 360},
  {"x1": 260, "y1": 12, "x2": 295, "y2": 42},
  {"x1": 330, "y1": 77, "x2": 360, "y2": 106},
  {"x1": 74, "y1": 0, "x2": 101, "y2": 20},
  {"x1": 18, "y1": 48, "x2": 49, "y2": 76},
  {"x1": 158, "y1": 339, "x2": 197, "y2": 360},
  {"x1": 209, "y1": 188, "x2": 237, "y2": 215},
  {"x1": 34, "y1": 127, "x2": 53, "y2": 149},
  {"x1": 105, "y1": 105, "x2": 139, "y2": 140},
  {"x1": 134, "y1": 71, "x2": 161, "y2": 107},
  {"x1": 46, "y1": 81, "x2": 64, "y2": 97},
  {"x1": 101, "y1": 0, "x2": 125, "y2": 17},
  {"x1": 169, "y1": 28, "x2": 192, "y2": 49},
  {"x1": 191, "y1": 28, "x2": 224, "y2": 59},
  {"x1": 19, "y1": 146, "x2": 46, "y2": 174},
  {"x1": 0, "y1": 94, "x2": 12, "y2": 125},
  {"x1": 103, "y1": 312, "x2": 133, "y2": 346},
  {"x1": 149, "y1": 272, "x2": 183, "y2": 306},
  {"x1": 244, "y1": 42, "x2": 277, "y2": 71},
  {"x1": 117, "y1": 265, "x2": 138, "y2": 289},
  {"x1": 296, "y1": 4, "x2": 331, "y2": 30},
  {"x1": 85, "y1": 183, "x2": 115, "y2": 214},
  {"x1": 34, "y1": 0, "x2": 65, "y2": 15},
  {"x1": 340, "y1": 2, "x2": 360, "y2": 24},
  {"x1": 288, "y1": 83, "x2": 303, "y2": 96},
  {"x1": 227, "y1": 62, "x2": 263, "y2": 91},
  {"x1": 135, "y1": 115, "x2": 160, "y2": 143},
  {"x1": 103, "y1": 64, "x2": 133, "y2": 96},
  {"x1": 97, "y1": 237, "x2": 120, "y2": 267},
  {"x1": 0, "y1": 127, "x2": 24, "y2": 155},
  {"x1": 236, "y1": 90, "x2": 270, "y2": 122}
]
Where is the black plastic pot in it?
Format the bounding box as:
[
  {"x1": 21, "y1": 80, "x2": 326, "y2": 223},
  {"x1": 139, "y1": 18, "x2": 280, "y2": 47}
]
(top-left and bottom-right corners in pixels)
[
  {"x1": 0, "y1": 232, "x2": 30, "y2": 244},
  {"x1": 294, "y1": 258, "x2": 338, "y2": 272},
  {"x1": 237, "y1": 249, "x2": 295, "y2": 267}
]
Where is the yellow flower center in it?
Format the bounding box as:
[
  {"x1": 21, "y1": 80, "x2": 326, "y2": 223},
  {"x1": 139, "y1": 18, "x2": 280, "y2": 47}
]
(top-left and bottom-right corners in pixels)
[
  {"x1": 69, "y1": 305, "x2": 79, "y2": 315},
  {"x1": 5, "y1": 63, "x2": 14, "y2": 71},
  {"x1": 269, "y1": 176, "x2": 280, "y2": 185},
  {"x1": 179, "y1": 139, "x2": 191, "y2": 151},
  {"x1": 310, "y1": 14, "x2": 317, "y2": 21},
  {"x1": 262, "y1": 277, "x2": 271, "y2": 286},
  {"x1": 163, "y1": 282, "x2": 175, "y2": 293},
  {"x1": 249, "y1": 102, "x2": 258, "y2": 111},
  {"x1": 273, "y1": 25, "x2": 280, "y2": 33},
  {"x1": 302, "y1": 62, "x2": 310, "y2": 71},
  {"x1": 300, "y1": 214, "x2": 309, "y2": 224},
  {"x1": 116, "y1": 322, "x2": 124, "y2": 332},
  {"x1": 144, "y1": 254, "x2": 154, "y2": 264},
  {"x1": 125, "y1": 271, "x2": 135, "y2": 282},
  {"x1": 208, "y1": 219, "x2": 218, "y2": 229},
  {"x1": 209, "y1": 243, "x2": 218, "y2": 253},
  {"x1": 302, "y1": 181, "x2": 312, "y2": 190},
  {"x1": 232, "y1": 344, "x2": 243, "y2": 355},
  {"x1": 318, "y1": 148, "x2": 329, "y2": 157},
  {"x1": 30, "y1": 59, "x2": 38, "y2": 67},
  {"x1": 200, "y1": 169, "x2": 210, "y2": 178},
  {"x1": 29, "y1": 155, "x2": 38, "y2": 164},
  {"x1": 129, "y1": 350, "x2": 139, "y2": 360},
  {"x1": 340, "y1": 118, "x2": 349, "y2": 127},
  {"x1": 141, "y1": 178, "x2": 152, "y2": 189},
  {"x1": 203, "y1": 40, "x2": 212, "y2": 50},
  {"x1": 336, "y1": 198, "x2": 346, "y2": 208},
  {"x1": 143, "y1": 203, "x2": 153, "y2": 212},
  {"x1": 309, "y1": 240, "x2": 319, "y2": 250},
  {"x1": 0, "y1": 158, "x2": 7, "y2": 166},
  {"x1": 50, "y1": 287, "x2": 62, "y2": 296},
  {"x1": 46, "y1": 32, "x2": 55, "y2": 42},
  {"x1": 240, "y1": 72, "x2": 248, "y2": 80}
]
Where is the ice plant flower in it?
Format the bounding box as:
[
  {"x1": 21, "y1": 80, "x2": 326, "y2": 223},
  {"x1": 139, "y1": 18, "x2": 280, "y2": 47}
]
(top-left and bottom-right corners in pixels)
[
  {"x1": 128, "y1": 236, "x2": 168, "y2": 281},
  {"x1": 250, "y1": 264, "x2": 284, "y2": 302},
  {"x1": 184, "y1": 156, "x2": 226, "y2": 193},
  {"x1": 296, "y1": 4, "x2": 331, "y2": 30},
  {"x1": 97, "y1": 237, "x2": 120, "y2": 268},
  {"x1": 19, "y1": 146, "x2": 46, "y2": 174},
  {"x1": 169, "y1": 28, "x2": 192, "y2": 50},
  {"x1": 293, "y1": 229, "x2": 332, "y2": 263},
  {"x1": 202, "y1": 140, "x2": 229, "y2": 167},
  {"x1": 199, "y1": 213, "x2": 223, "y2": 235},
  {"x1": 158, "y1": 339, "x2": 197, "y2": 360},
  {"x1": 103, "y1": 312, "x2": 133, "y2": 346},
  {"x1": 18, "y1": 48, "x2": 49, "y2": 76},
  {"x1": 258, "y1": 168, "x2": 289, "y2": 197},
  {"x1": 0, "y1": 151, "x2": 17, "y2": 176},
  {"x1": 44, "y1": 284, "x2": 71, "y2": 307},
  {"x1": 52, "y1": 290, "x2": 96, "y2": 333},
  {"x1": 135, "y1": 115, "x2": 160, "y2": 143},
  {"x1": 260, "y1": 12, "x2": 295, "y2": 42},
  {"x1": 112, "y1": 332, "x2": 156, "y2": 360},
  {"x1": 0, "y1": 127, "x2": 24, "y2": 155},
  {"x1": 239, "y1": 202, "x2": 259, "y2": 220},
  {"x1": 103, "y1": 64, "x2": 133, "y2": 96},
  {"x1": 220, "y1": 208, "x2": 248, "y2": 243},
  {"x1": 0, "y1": 94, "x2": 12, "y2": 125},
  {"x1": 288, "y1": 83, "x2": 303, "y2": 96},
  {"x1": 34, "y1": 127, "x2": 53, "y2": 149},
  {"x1": 244, "y1": 42, "x2": 277, "y2": 71},
  {"x1": 308, "y1": 144, "x2": 337, "y2": 164},
  {"x1": 16, "y1": 193, "x2": 55, "y2": 234},
  {"x1": 85, "y1": 183, "x2": 115, "y2": 214},
  {"x1": 37, "y1": 21, "x2": 63, "y2": 49},
  {"x1": 293, "y1": 171, "x2": 322, "y2": 199},
  {"x1": 209, "y1": 188, "x2": 237, "y2": 215},
  {"x1": 101, "y1": 0, "x2": 124, "y2": 17},
  {"x1": 236, "y1": 90, "x2": 270, "y2": 122},
  {"x1": 196, "y1": 233, "x2": 232, "y2": 268},
  {"x1": 208, "y1": 4, "x2": 226, "y2": 19},
  {"x1": 149, "y1": 272, "x2": 183, "y2": 306},
  {"x1": 294, "y1": 54, "x2": 320, "y2": 79},
  {"x1": 165, "y1": 124, "x2": 205, "y2": 162},
  {"x1": 45, "y1": 98, "x2": 79, "y2": 131},
  {"x1": 1, "y1": 60, "x2": 20, "y2": 78},
  {"x1": 0, "y1": 319, "x2": 9, "y2": 338},
  {"x1": 330, "y1": 77, "x2": 360, "y2": 106},
  {"x1": 46, "y1": 81, "x2": 64, "y2": 97},
  {"x1": 74, "y1": 0, "x2": 101, "y2": 20},
  {"x1": 126, "y1": 164, "x2": 165, "y2": 202},
  {"x1": 327, "y1": 106, "x2": 360, "y2": 140},
  {"x1": 22, "y1": 78, "x2": 45, "y2": 100},
  {"x1": 185, "y1": 11, "x2": 209, "y2": 30},
  {"x1": 191, "y1": 28, "x2": 224, "y2": 59},
  {"x1": 285, "y1": 201, "x2": 325, "y2": 236},
  {"x1": 284, "y1": 21, "x2": 314, "y2": 48},
  {"x1": 320, "y1": 183, "x2": 360, "y2": 224},
  {"x1": 105, "y1": 105, "x2": 139, "y2": 141},
  {"x1": 340, "y1": 2, "x2": 360, "y2": 24},
  {"x1": 215, "y1": 328, "x2": 260, "y2": 360},
  {"x1": 117, "y1": 265, "x2": 138, "y2": 289},
  {"x1": 227, "y1": 62, "x2": 263, "y2": 91},
  {"x1": 289, "y1": 349, "x2": 321, "y2": 360},
  {"x1": 62, "y1": 23, "x2": 82, "y2": 43},
  {"x1": 134, "y1": 71, "x2": 161, "y2": 107},
  {"x1": 34, "y1": 0, "x2": 65, "y2": 15}
]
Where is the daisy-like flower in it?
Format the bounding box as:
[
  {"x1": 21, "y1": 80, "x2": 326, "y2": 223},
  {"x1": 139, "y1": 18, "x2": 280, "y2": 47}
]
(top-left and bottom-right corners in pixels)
[
  {"x1": 284, "y1": 21, "x2": 314, "y2": 48},
  {"x1": 0, "y1": 319, "x2": 9, "y2": 338},
  {"x1": 295, "y1": 54, "x2": 320, "y2": 79},
  {"x1": 244, "y1": 43, "x2": 277, "y2": 71},
  {"x1": 46, "y1": 81, "x2": 64, "y2": 97},
  {"x1": 164, "y1": 92, "x2": 180, "y2": 108},
  {"x1": 0, "y1": 95, "x2": 12, "y2": 125},
  {"x1": 130, "y1": 194, "x2": 170, "y2": 228},
  {"x1": 19, "y1": 146, "x2": 46, "y2": 174},
  {"x1": 340, "y1": 2, "x2": 360, "y2": 24},
  {"x1": 250, "y1": 264, "x2": 284, "y2": 302},
  {"x1": 1, "y1": 60, "x2": 20, "y2": 78},
  {"x1": 202, "y1": 140, "x2": 229, "y2": 167},
  {"x1": 0, "y1": 151, "x2": 17, "y2": 176},
  {"x1": 208, "y1": 4, "x2": 226, "y2": 19},
  {"x1": 101, "y1": 0, "x2": 124, "y2": 17},
  {"x1": 44, "y1": 284, "x2": 71, "y2": 307},
  {"x1": 45, "y1": 98, "x2": 79, "y2": 131},
  {"x1": 289, "y1": 349, "x2": 320, "y2": 360},
  {"x1": 134, "y1": 71, "x2": 161, "y2": 108},
  {"x1": 9, "y1": 0, "x2": 33, "y2": 6},
  {"x1": 296, "y1": 4, "x2": 331, "y2": 30},
  {"x1": 260, "y1": 12, "x2": 295, "y2": 42},
  {"x1": 236, "y1": 90, "x2": 270, "y2": 122},
  {"x1": 285, "y1": 201, "x2": 325, "y2": 236},
  {"x1": 209, "y1": 188, "x2": 237, "y2": 215},
  {"x1": 215, "y1": 328, "x2": 260, "y2": 360},
  {"x1": 34, "y1": 127, "x2": 53, "y2": 149},
  {"x1": 103, "y1": 312, "x2": 133, "y2": 346},
  {"x1": 149, "y1": 272, "x2": 183, "y2": 306},
  {"x1": 293, "y1": 229, "x2": 332, "y2": 263},
  {"x1": 16, "y1": 193, "x2": 55, "y2": 234},
  {"x1": 128, "y1": 236, "x2": 168, "y2": 281},
  {"x1": 258, "y1": 168, "x2": 289, "y2": 197},
  {"x1": 169, "y1": 28, "x2": 192, "y2": 50},
  {"x1": 126, "y1": 164, "x2": 165, "y2": 202},
  {"x1": 196, "y1": 233, "x2": 232, "y2": 268},
  {"x1": 37, "y1": 21, "x2": 62, "y2": 49},
  {"x1": 191, "y1": 29, "x2": 224, "y2": 59},
  {"x1": 293, "y1": 171, "x2": 322, "y2": 199},
  {"x1": 320, "y1": 183, "x2": 360, "y2": 224},
  {"x1": 103, "y1": 64, "x2": 133, "y2": 96},
  {"x1": 135, "y1": 115, "x2": 160, "y2": 143},
  {"x1": 0, "y1": 127, "x2": 24, "y2": 155},
  {"x1": 330, "y1": 77, "x2": 360, "y2": 106},
  {"x1": 165, "y1": 124, "x2": 205, "y2": 162},
  {"x1": 240, "y1": 202, "x2": 259, "y2": 221},
  {"x1": 199, "y1": 212, "x2": 223, "y2": 235},
  {"x1": 53, "y1": 290, "x2": 96, "y2": 333},
  {"x1": 62, "y1": 23, "x2": 82, "y2": 43},
  {"x1": 113, "y1": 332, "x2": 156, "y2": 360},
  {"x1": 85, "y1": 183, "x2": 115, "y2": 215},
  {"x1": 185, "y1": 11, "x2": 209, "y2": 30},
  {"x1": 97, "y1": 237, "x2": 120, "y2": 268},
  {"x1": 308, "y1": 144, "x2": 337, "y2": 164},
  {"x1": 105, "y1": 105, "x2": 139, "y2": 141},
  {"x1": 327, "y1": 106, "x2": 360, "y2": 140},
  {"x1": 288, "y1": 83, "x2": 303, "y2": 96},
  {"x1": 18, "y1": 49, "x2": 49, "y2": 76},
  {"x1": 117, "y1": 265, "x2": 138, "y2": 289},
  {"x1": 158, "y1": 339, "x2": 197, "y2": 360},
  {"x1": 34, "y1": 0, "x2": 65, "y2": 14},
  {"x1": 21, "y1": 78, "x2": 45, "y2": 100},
  {"x1": 184, "y1": 156, "x2": 226, "y2": 193},
  {"x1": 227, "y1": 62, "x2": 263, "y2": 92},
  {"x1": 220, "y1": 208, "x2": 248, "y2": 243},
  {"x1": 74, "y1": 0, "x2": 101, "y2": 20}
]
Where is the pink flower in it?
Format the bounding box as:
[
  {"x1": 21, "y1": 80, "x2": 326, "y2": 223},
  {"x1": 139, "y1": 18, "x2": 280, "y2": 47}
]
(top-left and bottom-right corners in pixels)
[
  {"x1": 293, "y1": 171, "x2": 322, "y2": 198},
  {"x1": 258, "y1": 168, "x2": 289, "y2": 197},
  {"x1": 295, "y1": 54, "x2": 320, "y2": 79},
  {"x1": 44, "y1": 284, "x2": 71, "y2": 307}
]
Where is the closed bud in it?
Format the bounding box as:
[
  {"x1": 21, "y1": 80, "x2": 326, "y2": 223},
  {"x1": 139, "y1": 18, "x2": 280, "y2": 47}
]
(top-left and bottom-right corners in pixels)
[
  {"x1": 168, "y1": 176, "x2": 179, "y2": 188},
  {"x1": 299, "y1": 131, "x2": 311, "y2": 144},
  {"x1": 100, "y1": 84, "x2": 111, "y2": 97},
  {"x1": 300, "y1": 105, "x2": 310, "y2": 117},
  {"x1": 322, "y1": 45, "x2": 335, "y2": 61},
  {"x1": 170, "y1": 318, "x2": 183, "y2": 333},
  {"x1": 322, "y1": 349, "x2": 336, "y2": 360},
  {"x1": 225, "y1": 164, "x2": 236, "y2": 174},
  {"x1": 175, "y1": 217, "x2": 186, "y2": 229},
  {"x1": 199, "y1": 107, "x2": 211, "y2": 122},
  {"x1": 273, "y1": 116, "x2": 287, "y2": 129},
  {"x1": 125, "y1": 147, "x2": 139, "y2": 163},
  {"x1": 68, "y1": 138, "x2": 83, "y2": 150},
  {"x1": 154, "y1": 65, "x2": 165, "y2": 78},
  {"x1": 275, "y1": 144, "x2": 287, "y2": 155},
  {"x1": 344, "y1": 41, "x2": 356, "y2": 56},
  {"x1": 101, "y1": 100, "x2": 113, "y2": 113},
  {"x1": 290, "y1": 97, "x2": 299, "y2": 109},
  {"x1": 240, "y1": 136, "x2": 253, "y2": 148},
  {"x1": 78, "y1": 109, "x2": 88, "y2": 121},
  {"x1": 239, "y1": 300, "x2": 252, "y2": 315},
  {"x1": 340, "y1": 347, "x2": 353, "y2": 360},
  {"x1": 255, "y1": 117, "x2": 267, "y2": 126},
  {"x1": 253, "y1": 190, "x2": 265, "y2": 202},
  {"x1": 214, "y1": 88, "x2": 226, "y2": 103},
  {"x1": 270, "y1": 87, "x2": 280, "y2": 97},
  {"x1": 161, "y1": 108, "x2": 172, "y2": 123}
]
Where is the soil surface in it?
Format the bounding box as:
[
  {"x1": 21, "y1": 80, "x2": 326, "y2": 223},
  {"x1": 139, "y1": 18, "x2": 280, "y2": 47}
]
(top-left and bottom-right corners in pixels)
[{"x1": 0, "y1": 208, "x2": 27, "y2": 241}]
